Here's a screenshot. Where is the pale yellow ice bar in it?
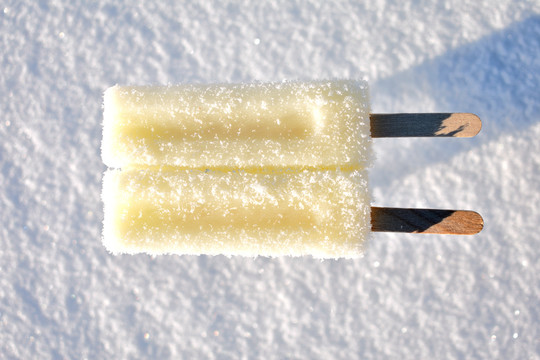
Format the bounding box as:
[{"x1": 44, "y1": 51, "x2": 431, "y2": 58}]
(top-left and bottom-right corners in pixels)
[
  {"x1": 102, "y1": 80, "x2": 371, "y2": 169},
  {"x1": 102, "y1": 168, "x2": 370, "y2": 258}
]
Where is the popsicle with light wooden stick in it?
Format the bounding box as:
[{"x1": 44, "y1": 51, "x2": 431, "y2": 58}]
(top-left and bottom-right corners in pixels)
[{"x1": 101, "y1": 80, "x2": 483, "y2": 258}]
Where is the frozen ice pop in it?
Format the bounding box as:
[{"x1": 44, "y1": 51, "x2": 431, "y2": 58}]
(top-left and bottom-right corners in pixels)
[
  {"x1": 102, "y1": 168, "x2": 370, "y2": 258},
  {"x1": 102, "y1": 80, "x2": 371, "y2": 169},
  {"x1": 101, "y1": 80, "x2": 483, "y2": 258}
]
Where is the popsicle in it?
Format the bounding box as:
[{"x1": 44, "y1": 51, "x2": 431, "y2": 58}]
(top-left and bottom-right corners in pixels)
[
  {"x1": 101, "y1": 80, "x2": 483, "y2": 258},
  {"x1": 102, "y1": 80, "x2": 371, "y2": 169},
  {"x1": 102, "y1": 168, "x2": 370, "y2": 258}
]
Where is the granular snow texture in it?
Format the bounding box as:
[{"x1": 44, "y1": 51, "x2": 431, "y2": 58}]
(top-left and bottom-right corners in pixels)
[{"x1": 0, "y1": 1, "x2": 539, "y2": 358}]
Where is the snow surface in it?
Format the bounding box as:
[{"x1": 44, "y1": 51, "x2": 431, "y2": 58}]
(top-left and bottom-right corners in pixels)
[{"x1": 1, "y1": 0, "x2": 539, "y2": 358}]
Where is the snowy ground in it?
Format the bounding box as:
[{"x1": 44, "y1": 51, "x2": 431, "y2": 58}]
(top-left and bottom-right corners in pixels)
[{"x1": 1, "y1": 1, "x2": 539, "y2": 359}]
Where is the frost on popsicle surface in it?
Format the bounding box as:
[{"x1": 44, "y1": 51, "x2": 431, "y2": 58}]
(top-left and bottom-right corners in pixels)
[
  {"x1": 102, "y1": 80, "x2": 373, "y2": 258},
  {"x1": 102, "y1": 80, "x2": 371, "y2": 169},
  {"x1": 102, "y1": 169, "x2": 370, "y2": 258}
]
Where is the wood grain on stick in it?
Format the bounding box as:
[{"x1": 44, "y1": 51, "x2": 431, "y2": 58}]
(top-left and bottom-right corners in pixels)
[
  {"x1": 370, "y1": 113, "x2": 481, "y2": 138},
  {"x1": 371, "y1": 207, "x2": 483, "y2": 235}
]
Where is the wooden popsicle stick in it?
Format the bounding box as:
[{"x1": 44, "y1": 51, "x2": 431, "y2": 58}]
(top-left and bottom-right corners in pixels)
[
  {"x1": 370, "y1": 113, "x2": 481, "y2": 138},
  {"x1": 371, "y1": 207, "x2": 483, "y2": 235}
]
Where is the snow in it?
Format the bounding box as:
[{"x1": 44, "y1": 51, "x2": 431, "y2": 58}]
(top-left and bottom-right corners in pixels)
[{"x1": 1, "y1": 0, "x2": 539, "y2": 358}]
